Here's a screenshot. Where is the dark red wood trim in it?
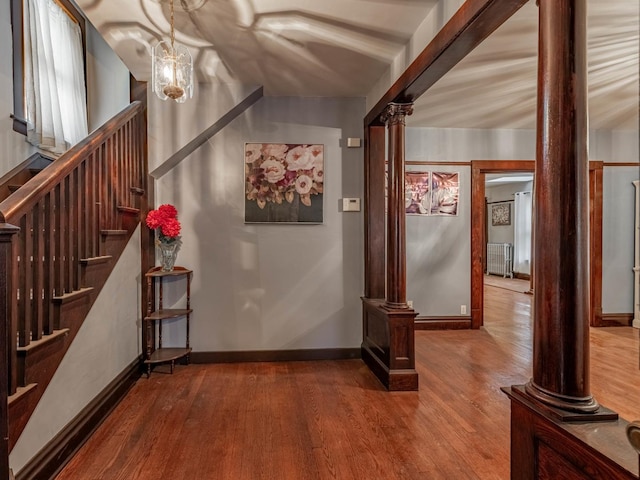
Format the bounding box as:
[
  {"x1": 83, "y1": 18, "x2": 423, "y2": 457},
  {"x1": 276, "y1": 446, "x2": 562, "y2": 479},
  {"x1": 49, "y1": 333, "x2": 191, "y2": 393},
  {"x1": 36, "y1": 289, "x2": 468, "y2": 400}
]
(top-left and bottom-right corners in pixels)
[
  {"x1": 15, "y1": 359, "x2": 141, "y2": 480},
  {"x1": 363, "y1": 125, "x2": 386, "y2": 299},
  {"x1": 602, "y1": 162, "x2": 640, "y2": 167},
  {"x1": 594, "y1": 314, "x2": 634, "y2": 328},
  {"x1": 590, "y1": 162, "x2": 604, "y2": 327},
  {"x1": 470, "y1": 160, "x2": 536, "y2": 329},
  {"x1": 406, "y1": 161, "x2": 473, "y2": 166},
  {"x1": 365, "y1": 0, "x2": 528, "y2": 126},
  {"x1": 191, "y1": 348, "x2": 361, "y2": 364},
  {"x1": 414, "y1": 316, "x2": 472, "y2": 330}
]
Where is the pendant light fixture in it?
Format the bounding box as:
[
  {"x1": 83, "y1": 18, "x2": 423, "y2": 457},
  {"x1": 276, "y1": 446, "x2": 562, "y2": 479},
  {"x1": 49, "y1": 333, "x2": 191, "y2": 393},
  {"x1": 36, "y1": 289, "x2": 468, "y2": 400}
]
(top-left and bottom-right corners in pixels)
[{"x1": 152, "y1": 0, "x2": 193, "y2": 103}]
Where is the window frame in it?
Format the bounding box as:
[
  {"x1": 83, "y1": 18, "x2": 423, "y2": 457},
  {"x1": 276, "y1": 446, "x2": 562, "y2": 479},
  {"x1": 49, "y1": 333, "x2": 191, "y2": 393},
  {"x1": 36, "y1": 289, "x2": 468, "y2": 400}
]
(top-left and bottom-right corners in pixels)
[{"x1": 10, "y1": 0, "x2": 87, "y2": 136}]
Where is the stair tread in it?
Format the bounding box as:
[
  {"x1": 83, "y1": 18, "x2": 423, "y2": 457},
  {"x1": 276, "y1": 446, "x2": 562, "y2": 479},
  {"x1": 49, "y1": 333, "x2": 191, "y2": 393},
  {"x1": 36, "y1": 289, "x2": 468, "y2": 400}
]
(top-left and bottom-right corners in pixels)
[
  {"x1": 8, "y1": 383, "x2": 38, "y2": 406},
  {"x1": 80, "y1": 255, "x2": 112, "y2": 265},
  {"x1": 118, "y1": 206, "x2": 140, "y2": 214},
  {"x1": 130, "y1": 187, "x2": 145, "y2": 195},
  {"x1": 17, "y1": 329, "x2": 69, "y2": 354},
  {"x1": 101, "y1": 229, "x2": 128, "y2": 236},
  {"x1": 52, "y1": 287, "x2": 94, "y2": 304}
]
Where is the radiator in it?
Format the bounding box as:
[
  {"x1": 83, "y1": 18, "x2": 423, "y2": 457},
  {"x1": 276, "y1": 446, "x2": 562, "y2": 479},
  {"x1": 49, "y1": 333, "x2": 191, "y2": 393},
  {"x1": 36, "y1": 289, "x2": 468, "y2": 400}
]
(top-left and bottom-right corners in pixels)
[{"x1": 486, "y1": 243, "x2": 514, "y2": 278}]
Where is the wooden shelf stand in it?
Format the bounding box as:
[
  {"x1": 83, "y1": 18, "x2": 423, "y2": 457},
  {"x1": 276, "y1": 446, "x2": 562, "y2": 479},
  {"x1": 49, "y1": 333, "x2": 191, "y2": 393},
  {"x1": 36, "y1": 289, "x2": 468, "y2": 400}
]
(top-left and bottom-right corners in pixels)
[{"x1": 143, "y1": 266, "x2": 192, "y2": 376}]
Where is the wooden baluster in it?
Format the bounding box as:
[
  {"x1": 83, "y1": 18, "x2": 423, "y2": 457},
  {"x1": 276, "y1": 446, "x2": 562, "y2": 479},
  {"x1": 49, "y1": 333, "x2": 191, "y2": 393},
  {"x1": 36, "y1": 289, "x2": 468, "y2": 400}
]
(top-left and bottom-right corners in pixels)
[
  {"x1": 43, "y1": 192, "x2": 54, "y2": 334},
  {"x1": 82, "y1": 159, "x2": 90, "y2": 260},
  {"x1": 64, "y1": 175, "x2": 73, "y2": 293},
  {"x1": 119, "y1": 126, "x2": 125, "y2": 209},
  {"x1": 124, "y1": 120, "x2": 134, "y2": 207},
  {"x1": 88, "y1": 152, "x2": 96, "y2": 258},
  {"x1": 0, "y1": 223, "x2": 19, "y2": 480},
  {"x1": 18, "y1": 218, "x2": 30, "y2": 346},
  {"x1": 31, "y1": 203, "x2": 44, "y2": 341},
  {"x1": 78, "y1": 163, "x2": 85, "y2": 263},
  {"x1": 59, "y1": 179, "x2": 68, "y2": 294},
  {"x1": 106, "y1": 137, "x2": 113, "y2": 230},
  {"x1": 71, "y1": 169, "x2": 80, "y2": 291},
  {"x1": 54, "y1": 184, "x2": 64, "y2": 299},
  {"x1": 99, "y1": 142, "x2": 107, "y2": 237}
]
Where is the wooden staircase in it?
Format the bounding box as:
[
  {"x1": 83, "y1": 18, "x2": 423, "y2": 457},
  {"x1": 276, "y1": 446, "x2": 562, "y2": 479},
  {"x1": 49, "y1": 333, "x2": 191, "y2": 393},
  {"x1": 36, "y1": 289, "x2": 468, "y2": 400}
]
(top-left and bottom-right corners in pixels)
[
  {"x1": 0, "y1": 100, "x2": 149, "y2": 466},
  {"x1": 0, "y1": 153, "x2": 54, "y2": 203}
]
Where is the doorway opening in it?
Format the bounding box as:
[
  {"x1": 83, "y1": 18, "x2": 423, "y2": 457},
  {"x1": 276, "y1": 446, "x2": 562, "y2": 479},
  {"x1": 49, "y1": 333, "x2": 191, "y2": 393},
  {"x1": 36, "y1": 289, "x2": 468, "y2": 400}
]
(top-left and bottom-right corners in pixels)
[{"x1": 471, "y1": 160, "x2": 604, "y2": 329}]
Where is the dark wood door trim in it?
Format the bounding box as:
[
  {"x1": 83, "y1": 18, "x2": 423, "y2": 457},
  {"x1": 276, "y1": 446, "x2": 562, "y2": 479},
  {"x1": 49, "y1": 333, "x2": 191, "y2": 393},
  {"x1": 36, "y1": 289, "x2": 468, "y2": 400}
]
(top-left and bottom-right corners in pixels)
[
  {"x1": 471, "y1": 161, "x2": 535, "y2": 329},
  {"x1": 471, "y1": 160, "x2": 604, "y2": 329}
]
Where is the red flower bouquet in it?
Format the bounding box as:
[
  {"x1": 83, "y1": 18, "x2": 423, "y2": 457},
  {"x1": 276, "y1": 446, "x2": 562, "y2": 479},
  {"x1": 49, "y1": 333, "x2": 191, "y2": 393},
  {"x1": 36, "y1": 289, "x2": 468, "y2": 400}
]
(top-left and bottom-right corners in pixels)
[{"x1": 146, "y1": 204, "x2": 182, "y2": 245}]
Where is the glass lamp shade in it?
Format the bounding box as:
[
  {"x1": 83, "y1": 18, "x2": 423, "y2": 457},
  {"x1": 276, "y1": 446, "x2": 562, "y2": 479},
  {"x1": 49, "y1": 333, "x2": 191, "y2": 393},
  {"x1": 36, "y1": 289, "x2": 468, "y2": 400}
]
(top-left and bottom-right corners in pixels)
[{"x1": 152, "y1": 41, "x2": 194, "y2": 103}]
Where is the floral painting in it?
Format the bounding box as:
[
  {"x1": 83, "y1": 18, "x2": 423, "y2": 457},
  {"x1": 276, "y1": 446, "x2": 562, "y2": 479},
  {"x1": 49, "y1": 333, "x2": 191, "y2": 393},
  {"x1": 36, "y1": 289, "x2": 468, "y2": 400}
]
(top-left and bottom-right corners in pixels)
[
  {"x1": 430, "y1": 172, "x2": 459, "y2": 216},
  {"x1": 405, "y1": 172, "x2": 431, "y2": 215},
  {"x1": 245, "y1": 143, "x2": 324, "y2": 223}
]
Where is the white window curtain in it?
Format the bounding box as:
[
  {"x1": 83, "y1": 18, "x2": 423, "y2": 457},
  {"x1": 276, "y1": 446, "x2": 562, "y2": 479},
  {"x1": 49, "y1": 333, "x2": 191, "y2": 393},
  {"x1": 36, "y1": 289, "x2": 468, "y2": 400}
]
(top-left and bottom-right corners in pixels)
[
  {"x1": 514, "y1": 191, "x2": 532, "y2": 275},
  {"x1": 24, "y1": 0, "x2": 88, "y2": 154}
]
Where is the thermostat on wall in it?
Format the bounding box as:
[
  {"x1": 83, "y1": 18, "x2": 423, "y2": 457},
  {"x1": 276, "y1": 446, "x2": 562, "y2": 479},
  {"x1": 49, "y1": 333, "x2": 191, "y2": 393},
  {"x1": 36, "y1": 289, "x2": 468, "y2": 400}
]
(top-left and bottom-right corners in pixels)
[{"x1": 342, "y1": 198, "x2": 361, "y2": 212}]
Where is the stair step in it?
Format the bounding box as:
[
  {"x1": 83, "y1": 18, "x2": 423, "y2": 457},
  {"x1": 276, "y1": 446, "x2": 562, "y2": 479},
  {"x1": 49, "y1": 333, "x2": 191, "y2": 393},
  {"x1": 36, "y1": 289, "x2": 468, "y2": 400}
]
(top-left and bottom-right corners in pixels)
[
  {"x1": 80, "y1": 255, "x2": 112, "y2": 266},
  {"x1": 101, "y1": 230, "x2": 128, "y2": 236},
  {"x1": 8, "y1": 383, "x2": 38, "y2": 406},
  {"x1": 28, "y1": 168, "x2": 44, "y2": 176},
  {"x1": 52, "y1": 287, "x2": 94, "y2": 306},
  {"x1": 130, "y1": 187, "x2": 145, "y2": 195},
  {"x1": 17, "y1": 329, "x2": 69, "y2": 356},
  {"x1": 8, "y1": 184, "x2": 21, "y2": 192},
  {"x1": 117, "y1": 206, "x2": 140, "y2": 215}
]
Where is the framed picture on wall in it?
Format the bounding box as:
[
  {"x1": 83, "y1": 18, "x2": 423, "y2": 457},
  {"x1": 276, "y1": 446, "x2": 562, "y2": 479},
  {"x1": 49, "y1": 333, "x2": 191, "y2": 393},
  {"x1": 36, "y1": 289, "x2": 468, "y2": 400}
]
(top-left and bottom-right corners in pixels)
[
  {"x1": 492, "y1": 203, "x2": 511, "y2": 226},
  {"x1": 244, "y1": 143, "x2": 324, "y2": 223},
  {"x1": 430, "y1": 172, "x2": 459, "y2": 216}
]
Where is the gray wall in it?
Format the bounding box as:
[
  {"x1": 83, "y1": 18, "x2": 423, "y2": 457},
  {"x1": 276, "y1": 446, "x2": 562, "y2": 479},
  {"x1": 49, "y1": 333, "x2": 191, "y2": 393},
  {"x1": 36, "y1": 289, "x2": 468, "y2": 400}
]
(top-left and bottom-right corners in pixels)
[
  {"x1": 602, "y1": 166, "x2": 639, "y2": 313},
  {"x1": 404, "y1": 127, "x2": 638, "y2": 317},
  {"x1": 155, "y1": 96, "x2": 366, "y2": 351},
  {"x1": 85, "y1": 21, "x2": 131, "y2": 132}
]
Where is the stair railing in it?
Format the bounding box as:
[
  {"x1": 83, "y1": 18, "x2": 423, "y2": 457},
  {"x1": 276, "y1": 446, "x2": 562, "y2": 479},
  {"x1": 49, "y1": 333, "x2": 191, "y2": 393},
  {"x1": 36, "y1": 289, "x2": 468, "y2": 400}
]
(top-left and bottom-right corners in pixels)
[{"x1": 0, "y1": 101, "x2": 146, "y2": 396}]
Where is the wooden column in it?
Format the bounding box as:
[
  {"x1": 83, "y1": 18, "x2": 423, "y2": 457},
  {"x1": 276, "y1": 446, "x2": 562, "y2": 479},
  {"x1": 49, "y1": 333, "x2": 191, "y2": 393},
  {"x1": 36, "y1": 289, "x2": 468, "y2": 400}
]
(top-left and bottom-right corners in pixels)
[
  {"x1": 524, "y1": 0, "x2": 598, "y2": 413},
  {"x1": 381, "y1": 103, "x2": 413, "y2": 308},
  {"x1": 364, "y1": 124, "x2": 387, "y2": 299},
  {"x1": 0, "y1": 224, "x2": 19, "y2": 480},
  {"x1": 361, "y1": 103, "x2": 417, "y2": 391}
]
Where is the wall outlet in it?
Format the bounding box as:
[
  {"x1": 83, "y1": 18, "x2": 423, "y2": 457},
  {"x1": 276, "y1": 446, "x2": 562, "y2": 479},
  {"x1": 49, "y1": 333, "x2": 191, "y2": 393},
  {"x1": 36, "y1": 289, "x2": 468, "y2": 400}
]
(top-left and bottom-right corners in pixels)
[
  {"x1": 461, "y1": 305, "x2": 467, "y2": 315},
  {"x1": 407, "y1": 300, "x2": 413, "y2": 308}
]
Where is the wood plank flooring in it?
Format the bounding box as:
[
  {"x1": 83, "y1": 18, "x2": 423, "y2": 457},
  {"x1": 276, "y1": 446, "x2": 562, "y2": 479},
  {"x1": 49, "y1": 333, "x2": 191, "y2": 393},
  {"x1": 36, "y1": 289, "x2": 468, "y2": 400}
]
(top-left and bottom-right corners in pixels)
[{"x1": 55, "y1": 285, "x2": 640, "y2": 479}]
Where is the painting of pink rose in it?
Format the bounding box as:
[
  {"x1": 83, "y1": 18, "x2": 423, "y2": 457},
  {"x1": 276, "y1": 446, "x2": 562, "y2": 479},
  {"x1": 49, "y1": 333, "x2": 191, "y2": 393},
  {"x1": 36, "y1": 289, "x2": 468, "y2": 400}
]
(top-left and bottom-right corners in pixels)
[{"x1": 245, "y1": 143, "x2": 324, "y2": 223}]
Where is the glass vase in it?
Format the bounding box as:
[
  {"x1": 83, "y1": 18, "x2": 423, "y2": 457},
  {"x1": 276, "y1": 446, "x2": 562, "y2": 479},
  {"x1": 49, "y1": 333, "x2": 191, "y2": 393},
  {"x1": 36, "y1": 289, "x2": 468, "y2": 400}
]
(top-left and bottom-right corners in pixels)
[{"x1": 158, "y1": 242, "x2": 179, "y2": 272}]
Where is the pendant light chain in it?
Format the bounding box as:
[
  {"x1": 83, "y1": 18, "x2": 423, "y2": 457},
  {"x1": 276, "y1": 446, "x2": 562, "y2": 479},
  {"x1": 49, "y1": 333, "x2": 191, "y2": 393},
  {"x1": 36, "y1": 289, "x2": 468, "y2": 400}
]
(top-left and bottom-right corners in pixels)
[{"x1": 170, "y1": 0, "x2": 176, "y2": 51}]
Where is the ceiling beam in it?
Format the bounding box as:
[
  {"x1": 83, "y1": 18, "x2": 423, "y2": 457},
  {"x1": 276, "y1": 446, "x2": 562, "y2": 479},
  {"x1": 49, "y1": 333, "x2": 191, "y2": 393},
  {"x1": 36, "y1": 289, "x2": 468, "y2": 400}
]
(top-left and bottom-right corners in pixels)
[{"x1": 365, "y1": 0, "x2": 530, "y2": 126}]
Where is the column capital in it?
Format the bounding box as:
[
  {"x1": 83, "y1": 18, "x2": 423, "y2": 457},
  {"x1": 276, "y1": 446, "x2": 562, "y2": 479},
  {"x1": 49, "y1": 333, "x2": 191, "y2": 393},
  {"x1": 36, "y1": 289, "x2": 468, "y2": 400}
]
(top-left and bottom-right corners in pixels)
[{"x1": 380, "y1": 102, "x2": 414, "y2": 126}]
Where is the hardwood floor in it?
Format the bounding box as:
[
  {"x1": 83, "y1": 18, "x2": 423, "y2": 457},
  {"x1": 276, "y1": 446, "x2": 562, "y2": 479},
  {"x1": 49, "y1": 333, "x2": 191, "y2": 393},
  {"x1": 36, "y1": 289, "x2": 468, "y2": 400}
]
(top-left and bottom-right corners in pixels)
[{"x1": 55, "y1": 285, "x2": 640, "y2": 479}]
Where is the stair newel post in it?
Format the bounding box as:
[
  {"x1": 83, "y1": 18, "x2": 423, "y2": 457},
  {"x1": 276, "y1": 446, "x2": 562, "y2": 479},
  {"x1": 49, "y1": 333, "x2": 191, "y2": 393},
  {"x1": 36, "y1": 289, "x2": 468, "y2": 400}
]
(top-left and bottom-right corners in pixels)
[{"x1": 0, "y1": 223, "x2": 19, "y2": 479}]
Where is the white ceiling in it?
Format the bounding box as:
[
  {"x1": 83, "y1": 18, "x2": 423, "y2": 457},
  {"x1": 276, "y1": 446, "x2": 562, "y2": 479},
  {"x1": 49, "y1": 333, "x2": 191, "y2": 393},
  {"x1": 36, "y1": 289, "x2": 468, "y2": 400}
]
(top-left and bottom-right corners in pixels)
[{"x1": 76, "y1": 0, "x2": 639, "y2": 130}]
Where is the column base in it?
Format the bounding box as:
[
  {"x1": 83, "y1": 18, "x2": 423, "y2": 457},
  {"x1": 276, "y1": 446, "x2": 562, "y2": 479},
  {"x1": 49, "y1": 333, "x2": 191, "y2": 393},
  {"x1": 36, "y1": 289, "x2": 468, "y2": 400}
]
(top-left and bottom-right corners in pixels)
[
  {"x1": 502, "y1": 386, "x2": 635, "y2": 479},
  {"x1": 361, "y1": 297, "x2": 418, "y2": 391},
  {"x1": 520, "y1": 382, "x2": 616, "y2": 421}
]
